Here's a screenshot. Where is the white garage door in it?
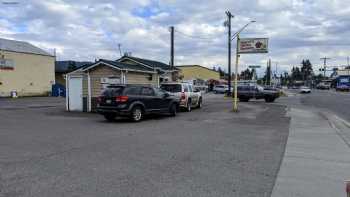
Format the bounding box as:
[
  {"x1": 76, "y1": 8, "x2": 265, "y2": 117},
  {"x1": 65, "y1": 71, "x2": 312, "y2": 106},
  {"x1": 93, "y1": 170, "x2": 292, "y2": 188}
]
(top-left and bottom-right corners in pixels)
[{"x1": 68, "y1": 77, "x2": 83, "y2": 111}]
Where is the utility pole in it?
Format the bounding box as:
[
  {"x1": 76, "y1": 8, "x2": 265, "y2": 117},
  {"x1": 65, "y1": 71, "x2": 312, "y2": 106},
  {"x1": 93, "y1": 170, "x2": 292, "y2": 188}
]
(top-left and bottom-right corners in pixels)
[
  {"x1": 53, "y1": 48, "x2": 56, "y2": 61},
  {"x1": 347, "y1": 56, "x2": 350, "y2": 76},
  {"x1": 269, "y1": 59, "x2": 272, "y2": 86},
  {"x1": 225, "y1": 11, "x2": 234, "y2": 95},
  {"x1": 320, "y1": 57, "x2": 330, "y2": 77},
  {"x1": 118, "y1": 44, "x2": 122, "y2": 57},
  {"x1": 170, "y1": 26, "x2": 174, "y2": 68}
]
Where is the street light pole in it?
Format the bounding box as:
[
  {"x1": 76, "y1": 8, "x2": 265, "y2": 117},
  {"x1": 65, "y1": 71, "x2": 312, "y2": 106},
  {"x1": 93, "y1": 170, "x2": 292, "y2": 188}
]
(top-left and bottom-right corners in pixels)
[
  {"x1": 231, "y1": 20, "x2": 256, "y2": 112},
  {"x1": 233, "y1": 34, "x2": 240, "y2": 111}
]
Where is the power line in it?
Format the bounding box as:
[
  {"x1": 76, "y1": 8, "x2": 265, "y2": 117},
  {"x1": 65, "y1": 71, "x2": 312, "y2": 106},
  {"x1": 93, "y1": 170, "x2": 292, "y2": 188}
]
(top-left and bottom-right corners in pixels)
[
  {"x1": 320, "y1": 57, "x2": 331, "y2": 77},
  {"x1": 174, "y1": 29, "x2": 223, "y2": 41}
]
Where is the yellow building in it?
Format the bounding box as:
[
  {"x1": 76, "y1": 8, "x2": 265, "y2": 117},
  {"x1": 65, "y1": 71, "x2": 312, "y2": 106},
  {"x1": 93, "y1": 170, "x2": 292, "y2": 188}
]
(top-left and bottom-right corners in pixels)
[
  {"x1": 176, "y1": 65, "x2": 220, "y2": 81},
  {"x1": 0, "y1": 38, "x2": 55, "y2": 97}
]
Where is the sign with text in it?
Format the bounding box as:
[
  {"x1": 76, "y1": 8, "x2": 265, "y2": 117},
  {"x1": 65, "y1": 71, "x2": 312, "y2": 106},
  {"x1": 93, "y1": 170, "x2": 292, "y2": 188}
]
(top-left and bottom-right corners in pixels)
[
  {"x1": 238, "y1": 38, "x2": 268, "y2": 54},
  {"x1": 0, "y1": 59, "x2": 14, "y2": 70},
  {"x1": 248, "y1": 65, "x2": 261, "y2": 68}
]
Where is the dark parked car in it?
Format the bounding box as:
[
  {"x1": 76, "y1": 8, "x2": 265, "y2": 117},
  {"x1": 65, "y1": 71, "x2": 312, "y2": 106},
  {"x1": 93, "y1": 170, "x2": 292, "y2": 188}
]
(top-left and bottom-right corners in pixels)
[
  {"x1": 236, "y1": 85, "x2": 280, "y2": 102},
  {"x1": 97, "y1": 85, "x2": 180, "y2": 122}
]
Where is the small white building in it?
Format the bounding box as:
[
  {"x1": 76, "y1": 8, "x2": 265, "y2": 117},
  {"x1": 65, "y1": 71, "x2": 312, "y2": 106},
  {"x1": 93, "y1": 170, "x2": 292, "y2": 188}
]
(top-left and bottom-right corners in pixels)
[{"x1": 65, "y1": 56, "x2": 179, "y2": 112}]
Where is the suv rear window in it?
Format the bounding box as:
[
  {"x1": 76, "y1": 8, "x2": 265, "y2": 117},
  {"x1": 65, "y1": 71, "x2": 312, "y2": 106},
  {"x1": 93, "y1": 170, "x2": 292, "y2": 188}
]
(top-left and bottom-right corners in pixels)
[
  {"x1": 102, "y1": 87, "x2": 124, "y2": 97},
  {"x1": 161, "y1": 84, "x2": 182, "y2": 93}
]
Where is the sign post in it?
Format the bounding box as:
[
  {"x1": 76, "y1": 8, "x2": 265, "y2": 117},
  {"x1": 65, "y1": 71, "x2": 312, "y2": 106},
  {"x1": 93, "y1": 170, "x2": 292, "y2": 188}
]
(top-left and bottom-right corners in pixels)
[
  {"x1": 233, "y1": 37, "x2": 268, "y2": 112},
  {"x1": 233, "y1": 35, "x2": 240, "y2": 111}
]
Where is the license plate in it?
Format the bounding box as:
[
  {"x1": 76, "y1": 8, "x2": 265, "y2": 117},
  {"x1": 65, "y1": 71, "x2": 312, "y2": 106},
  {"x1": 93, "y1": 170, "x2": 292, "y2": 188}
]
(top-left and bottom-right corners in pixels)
[{"x1": 106, "y1": 100, "x2": 111, "y2": 104}]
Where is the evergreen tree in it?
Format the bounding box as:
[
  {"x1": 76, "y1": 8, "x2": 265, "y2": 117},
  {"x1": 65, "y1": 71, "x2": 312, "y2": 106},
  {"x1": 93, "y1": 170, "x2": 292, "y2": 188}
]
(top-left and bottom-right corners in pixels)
[
  {"x1": 264, "y1": 64, "x2": 271, "y2": 85},
  {"x1": 218, "y1": 67, "x2": 225, "y2": 78},
  {"x1": 240, "y1": 68, "x2": 253, "y2": 80},
  {"x1": 301, "y1": 59, "x2": 313, "y2": 80}
]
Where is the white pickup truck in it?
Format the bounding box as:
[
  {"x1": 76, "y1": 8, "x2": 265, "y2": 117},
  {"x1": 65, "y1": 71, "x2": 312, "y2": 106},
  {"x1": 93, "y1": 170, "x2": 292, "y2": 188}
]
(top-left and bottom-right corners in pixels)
[{"x1": 160, "y1": 82, "x2": 202, "y2": 112}]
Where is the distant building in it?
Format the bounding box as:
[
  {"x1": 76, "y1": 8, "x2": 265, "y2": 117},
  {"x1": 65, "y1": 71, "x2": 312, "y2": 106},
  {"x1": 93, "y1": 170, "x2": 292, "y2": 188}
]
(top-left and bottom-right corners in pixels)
[
  {"x1": 334, "y1": 69, "x2": 350, "y2": 90},
  {"x1": 336, "y1": 68, "x2": 350, "y2": 76},
  {"x1": 0, "y1": 38, "x2": 55, "y2": 97},
  {"x1": 176, "y1": 65, "x2": 220, "y2": 81}
]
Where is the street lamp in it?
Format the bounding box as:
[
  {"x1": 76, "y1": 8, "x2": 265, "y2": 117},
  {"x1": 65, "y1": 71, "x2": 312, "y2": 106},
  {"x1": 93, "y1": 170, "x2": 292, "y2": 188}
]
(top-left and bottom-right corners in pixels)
[
  {"x1": 232, "y1": 20, "x2": 256, "y2": 112},
  {"x1": 231, "y1": 20, "x2": 256, "y2": 41}
]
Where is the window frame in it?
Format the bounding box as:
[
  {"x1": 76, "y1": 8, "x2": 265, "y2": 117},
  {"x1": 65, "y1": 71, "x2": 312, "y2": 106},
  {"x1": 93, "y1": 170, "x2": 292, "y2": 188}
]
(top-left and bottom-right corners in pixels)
[{"x1": 140, "y1": 87, "x2": 155, "y2": 96}]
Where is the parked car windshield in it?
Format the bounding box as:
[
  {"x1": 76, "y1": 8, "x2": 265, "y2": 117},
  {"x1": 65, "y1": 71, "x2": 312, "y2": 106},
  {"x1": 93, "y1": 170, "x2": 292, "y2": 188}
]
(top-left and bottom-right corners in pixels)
[
  {"x1": 102, "y1": 87, "x2": 124, "y2": 97},
  {"x1": 161, "y1": 84, "x2": 182, "y2": 93}
]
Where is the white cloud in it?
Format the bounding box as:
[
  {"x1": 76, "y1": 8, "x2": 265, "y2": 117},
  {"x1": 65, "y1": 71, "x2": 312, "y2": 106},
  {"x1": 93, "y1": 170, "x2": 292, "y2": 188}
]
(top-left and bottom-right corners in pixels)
[{"x1": 0, "y1": 0, "x2": 349, "y2": 75}]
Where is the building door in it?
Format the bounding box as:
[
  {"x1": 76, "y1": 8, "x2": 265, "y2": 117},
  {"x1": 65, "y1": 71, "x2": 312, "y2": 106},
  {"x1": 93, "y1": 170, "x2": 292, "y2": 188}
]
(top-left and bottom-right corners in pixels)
[{"x1": 68, "y1": 77, "x2": 83, "y2": 111}]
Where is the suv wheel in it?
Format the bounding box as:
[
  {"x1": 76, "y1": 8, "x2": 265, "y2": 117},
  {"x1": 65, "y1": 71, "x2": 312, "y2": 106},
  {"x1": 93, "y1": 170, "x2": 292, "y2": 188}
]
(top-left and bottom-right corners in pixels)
[
  {"x1": 131, "y1": 106, "x2": 143, "y2": 122},
  {"x1": 169, "y1": 103, "x2": 177, "y2": 116},
  {"x1": 104, "y1": 113, "x2": 116, "y2": 121},
  {"x1": 186, "y1": 100, "x2": 192, "y2": 112},
  {"x1": 265, "y1": 97, "x2": 275, "y2": 103},
  {"x1": 197, "y1": 98, "x2": 202, "y2": 108}
]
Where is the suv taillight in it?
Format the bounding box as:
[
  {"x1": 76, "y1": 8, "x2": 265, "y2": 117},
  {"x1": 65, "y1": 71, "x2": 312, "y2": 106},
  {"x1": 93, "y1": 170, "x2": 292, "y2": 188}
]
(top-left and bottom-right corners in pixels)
[
  {"x1": 116, "y1": 96, "x2": 128, "y2": 103},
  {"x1": 181, "y1": 92, "x2": 186, "y2": 100}
]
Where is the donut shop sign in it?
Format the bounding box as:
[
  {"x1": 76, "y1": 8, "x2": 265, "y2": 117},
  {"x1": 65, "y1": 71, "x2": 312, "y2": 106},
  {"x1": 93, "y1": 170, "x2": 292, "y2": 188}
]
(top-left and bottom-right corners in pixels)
[
  {"x1": 238, "y1": 38, "x2": 269, "y2": 54},
  {"x1": 0, "y1": 59, "x2": 14, "y2": 70}
]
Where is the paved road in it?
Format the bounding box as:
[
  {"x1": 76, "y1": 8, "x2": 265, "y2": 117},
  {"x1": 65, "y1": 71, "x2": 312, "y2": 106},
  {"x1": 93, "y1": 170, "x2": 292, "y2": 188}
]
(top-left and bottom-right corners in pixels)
[
  {"x1": 286, "y1": 89, "x2": 350, "y2": 122},
  {"x1": 0, "y1": 95, "x2": 290, "y2": 197},
  {"x1": 279, "y1": 89, "x2": 350, "y2": 142}
]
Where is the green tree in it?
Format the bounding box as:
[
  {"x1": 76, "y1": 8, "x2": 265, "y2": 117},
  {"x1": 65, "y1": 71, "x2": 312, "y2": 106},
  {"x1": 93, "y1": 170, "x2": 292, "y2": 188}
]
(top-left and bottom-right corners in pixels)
[
  {"x1": 218, "y1": 67, "x2": 225, "y2": 78},
  {"x1": 291, "y1": 66, "x2": 302, "y2": 81},
  {"x1": 240, "y1": 68, "x2": 253, "y2": 80},
  {"x1": 301, "y1": 59, "x2": 313, "y2": 80},
  {"x1": 263, "y1": 64, "x2": 271, "y2": 85}
]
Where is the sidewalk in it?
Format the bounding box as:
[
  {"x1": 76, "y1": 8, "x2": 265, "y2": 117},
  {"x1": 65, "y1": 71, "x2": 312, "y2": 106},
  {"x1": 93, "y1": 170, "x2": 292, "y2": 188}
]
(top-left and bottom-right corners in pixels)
[
  {"x1": 271, "y1": 108, "x2": 350, "y2": 197},
  {"x1": 0, "y1": 97, "x2": 65, "y2": 110}
]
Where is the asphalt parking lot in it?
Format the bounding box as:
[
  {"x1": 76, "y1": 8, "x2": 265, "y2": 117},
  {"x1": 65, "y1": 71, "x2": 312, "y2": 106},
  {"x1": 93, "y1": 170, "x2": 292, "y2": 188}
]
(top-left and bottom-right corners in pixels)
[{"x1": 0, "y1": 94, "x2": 290, "y2": 197}]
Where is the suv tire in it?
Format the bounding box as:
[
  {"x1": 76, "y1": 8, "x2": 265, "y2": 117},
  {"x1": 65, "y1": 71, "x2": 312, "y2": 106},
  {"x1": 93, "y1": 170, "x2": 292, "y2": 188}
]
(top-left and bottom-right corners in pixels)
[
  {"x1": 169, "y1": 103, "x2": 177, "y2": 116},
  {"x1": 186, "y1": 100, "x2": 192, "y2": 112},
  {"x1": 131, "y1": 106, "x2": 143, "y2": 122},
  {"x1": 197, "y1": 98, "x2": 202, "y2": 108},
  {"x1": 104, "y1": 113, "x2": 116, "y2": 121},
  {"x1": 265, "y1": 97, "x2": 275, "y2": 103}
]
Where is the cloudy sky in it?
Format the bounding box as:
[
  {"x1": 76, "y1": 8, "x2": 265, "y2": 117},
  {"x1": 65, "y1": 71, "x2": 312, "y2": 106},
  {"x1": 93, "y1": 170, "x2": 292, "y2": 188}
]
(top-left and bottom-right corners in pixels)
[{"x1": 1, "y1": 0, "x2": 350, "y2": 75}]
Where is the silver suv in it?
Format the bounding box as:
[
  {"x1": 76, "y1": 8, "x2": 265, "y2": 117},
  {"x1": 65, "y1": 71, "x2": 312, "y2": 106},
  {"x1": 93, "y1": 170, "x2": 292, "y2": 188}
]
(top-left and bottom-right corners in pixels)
[{"x1": 160, "y1": 82, "x2": 202, "y2": 112}]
